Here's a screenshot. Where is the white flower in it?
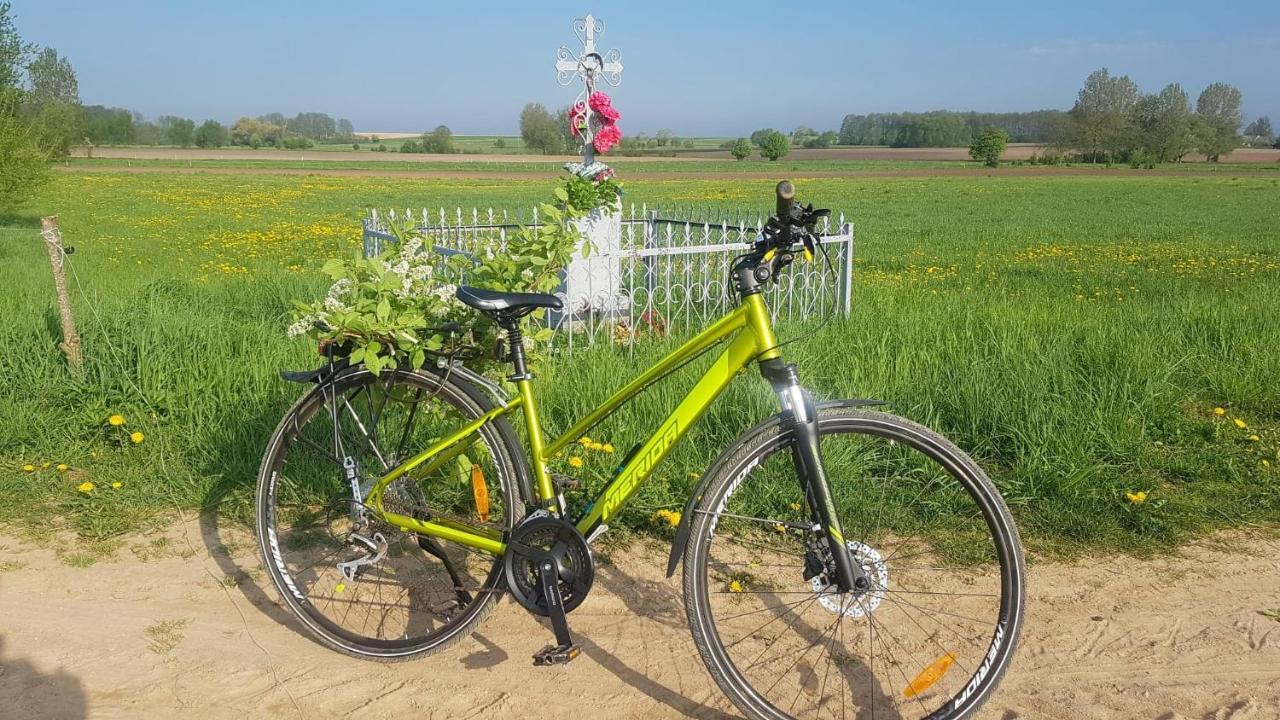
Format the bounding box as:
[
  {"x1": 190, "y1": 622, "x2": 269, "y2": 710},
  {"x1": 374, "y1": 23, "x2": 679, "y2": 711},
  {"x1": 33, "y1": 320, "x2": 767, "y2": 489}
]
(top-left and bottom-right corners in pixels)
[{"x1": 287, "y1": 316, "x2": 314, "y2": 338}]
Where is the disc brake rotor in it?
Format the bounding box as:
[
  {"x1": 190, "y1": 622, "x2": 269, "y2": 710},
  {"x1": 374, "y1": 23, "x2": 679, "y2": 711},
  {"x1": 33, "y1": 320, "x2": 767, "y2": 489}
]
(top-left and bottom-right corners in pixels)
[{"x1": 812, "y1": 540, "x2": 889, "y2": 618}]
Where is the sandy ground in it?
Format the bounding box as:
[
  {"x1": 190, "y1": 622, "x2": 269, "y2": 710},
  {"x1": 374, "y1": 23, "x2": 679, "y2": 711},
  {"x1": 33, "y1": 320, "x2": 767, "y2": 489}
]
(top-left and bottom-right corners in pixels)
[
  {"x1": 70, "y1": 146, "x2": 1280, "y2": 165},
  {"x1": 2, "y1": 517, "x2": 1278, "y2": 720}
]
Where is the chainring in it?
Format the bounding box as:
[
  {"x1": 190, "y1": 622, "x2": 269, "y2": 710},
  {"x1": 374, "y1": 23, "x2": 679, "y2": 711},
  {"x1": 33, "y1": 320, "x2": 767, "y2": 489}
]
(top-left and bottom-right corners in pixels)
[{"x1": 503, "y1": 516, "x2": 594, "y2": 616}]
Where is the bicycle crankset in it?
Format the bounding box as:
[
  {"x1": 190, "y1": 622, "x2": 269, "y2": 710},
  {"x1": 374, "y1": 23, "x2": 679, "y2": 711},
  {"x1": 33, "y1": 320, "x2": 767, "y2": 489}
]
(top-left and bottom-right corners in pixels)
[
  {"x1": 504, "y1": 515, "x2": 594, "y2": 616},
  {"x1": 504, "y1": 515, "x2": 594, "y2": 665}
]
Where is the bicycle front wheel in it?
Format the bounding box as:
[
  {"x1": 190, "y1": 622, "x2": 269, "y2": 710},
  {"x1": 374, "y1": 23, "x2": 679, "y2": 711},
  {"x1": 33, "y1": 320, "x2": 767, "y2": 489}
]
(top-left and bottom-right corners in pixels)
[{"x1": 683, "y1": 406, "x2": 1025, "y2": 720}]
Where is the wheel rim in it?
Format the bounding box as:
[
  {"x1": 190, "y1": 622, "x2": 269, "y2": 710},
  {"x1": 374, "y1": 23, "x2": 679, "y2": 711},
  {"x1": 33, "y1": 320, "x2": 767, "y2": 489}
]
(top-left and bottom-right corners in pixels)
[
  {"x1": 259, "y1": 370, "x2": 514, "y2": 653},
  {"x1": 694, "y1": 415, "x2": 1021, "y2": 719}
]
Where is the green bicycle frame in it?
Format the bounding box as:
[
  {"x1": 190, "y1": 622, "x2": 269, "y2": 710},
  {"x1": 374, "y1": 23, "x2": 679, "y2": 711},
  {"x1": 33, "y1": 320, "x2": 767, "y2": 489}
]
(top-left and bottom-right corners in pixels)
[{"x1": 364, "y1": 293, "x2": 782, "y2": 557}]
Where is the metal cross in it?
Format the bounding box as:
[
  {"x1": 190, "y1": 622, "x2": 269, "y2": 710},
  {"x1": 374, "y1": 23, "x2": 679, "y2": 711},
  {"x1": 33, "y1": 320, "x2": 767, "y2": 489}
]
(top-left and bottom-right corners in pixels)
[
  {"x1": 555, "y1": 14, "x2": 623, "y2": 167},
  {"x1": 555, "y1": 14, "x2": 624, "y2": 89}
]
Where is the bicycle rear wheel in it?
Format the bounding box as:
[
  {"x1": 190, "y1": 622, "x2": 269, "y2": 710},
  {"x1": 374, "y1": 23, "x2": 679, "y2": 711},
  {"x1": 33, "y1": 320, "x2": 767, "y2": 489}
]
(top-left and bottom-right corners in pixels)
[
  {"x1": 255, "y1": 366, "x2": 527, "y2": 660},
  {"x1": 683, "y1": 406, "x2": 1024, "y2": 719}
]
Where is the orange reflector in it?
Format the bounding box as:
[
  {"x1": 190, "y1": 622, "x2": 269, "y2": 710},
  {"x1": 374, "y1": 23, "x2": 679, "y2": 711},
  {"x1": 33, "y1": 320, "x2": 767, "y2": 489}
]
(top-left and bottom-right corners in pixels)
[
  {"x1": 903, "y1": 653, "x2": 954, "y2": 698},
  {"x1": 470, "y1": 464, "x2": 490, "y2": 523}
]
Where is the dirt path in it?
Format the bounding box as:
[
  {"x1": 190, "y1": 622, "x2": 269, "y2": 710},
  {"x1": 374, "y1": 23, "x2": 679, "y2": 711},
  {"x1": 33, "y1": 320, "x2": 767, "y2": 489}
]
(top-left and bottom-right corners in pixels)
[
  {"x1": 2, "y1": 518, "x2": 1278, "y2": 719},
  {"x1": 55, "y1": 164, "x2": 1276, "y2": 182}
]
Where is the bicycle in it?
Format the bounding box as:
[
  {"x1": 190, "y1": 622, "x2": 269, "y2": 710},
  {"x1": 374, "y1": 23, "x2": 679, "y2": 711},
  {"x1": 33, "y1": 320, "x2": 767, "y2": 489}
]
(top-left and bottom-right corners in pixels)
[{"x1": 256, "y1": 181, "x2": 1026, "y2": 719}]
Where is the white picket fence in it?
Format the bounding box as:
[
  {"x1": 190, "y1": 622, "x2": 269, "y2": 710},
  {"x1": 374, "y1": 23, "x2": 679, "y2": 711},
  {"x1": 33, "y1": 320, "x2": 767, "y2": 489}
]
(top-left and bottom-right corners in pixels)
[{"x1": 362, "y1": 205, "x2": 855, "y2": 353}]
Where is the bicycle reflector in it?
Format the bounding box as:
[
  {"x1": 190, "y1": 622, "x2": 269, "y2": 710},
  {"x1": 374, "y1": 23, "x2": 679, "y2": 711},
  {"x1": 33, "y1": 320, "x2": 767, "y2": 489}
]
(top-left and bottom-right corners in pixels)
[
  {"x1": 471, "y1": 464, "x2": 490, "y2": 523},
  {"x1": 903, "y1": 653, "x2": 955, "y2": 698}
]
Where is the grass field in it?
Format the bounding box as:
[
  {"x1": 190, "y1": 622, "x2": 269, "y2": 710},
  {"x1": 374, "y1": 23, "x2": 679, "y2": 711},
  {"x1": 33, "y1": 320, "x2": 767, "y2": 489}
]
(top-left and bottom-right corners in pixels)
[{"x1": 2, "y1": 169, "x2": 1278, "y2": 561}]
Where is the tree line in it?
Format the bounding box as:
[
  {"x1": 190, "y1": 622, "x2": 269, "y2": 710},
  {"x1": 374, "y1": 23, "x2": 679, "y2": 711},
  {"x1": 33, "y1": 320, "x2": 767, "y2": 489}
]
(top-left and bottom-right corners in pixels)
[
  {"x1": 838, "y1": 110, "x2": 1067, "y2": 147},
  {"x1": 1058, "y1": 69, "x2": 1262, "y2": 164},
  {"x1": 83, "y1": 108, "x2": 357, "y2": 149}
]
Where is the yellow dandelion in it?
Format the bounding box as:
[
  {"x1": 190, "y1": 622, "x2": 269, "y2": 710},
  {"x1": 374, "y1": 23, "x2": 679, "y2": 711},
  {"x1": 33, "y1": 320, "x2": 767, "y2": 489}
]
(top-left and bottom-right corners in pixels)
[
  {"x1": 568, "y1": 456, "x2": 583, "y2": 468},
  {"x1": 1263, "y1": 460, "x2": 1272, "y2": 468},
  {"x1": 728, "y1": 580, "x2": 744, "y2": 593},
  {"x1": 1249, "y1": 435, "x2": 1260, "y2": 442},
  {"x1": 578, "y1": 436, "x2": 593, "y2": 446},
  {"x1": 689, "y1": 472, "x2": 700, "y2": 479},
  {"x1": 1213, "y1": 407, "x2": 1226, "y2": 416},
  {"x1": 111, "y1": 481, "x2": 123, "y2": 489},
  {"x1": 1234, "y1": 418, "x2": 1247, "y2": 430},
  {"x1": 789, "y1": 502, "x2": 802, "y2": 511},
  {"x1": 77, "y1": 481, "x2": 96, "y2": 493},
  {"x1": 130, "y1": 431, "x2": 145, "y2": 444},
  {"x1": 773, "y1": 523, "x2": 787, "y2": 533},
  {"x1": 108, "y1": 414, "x2": 125, "y2": 426},
  {"x1": 601, "y1": 443, "x2": 615, "y2": 453},
  {"x1": 56, "y1": 463, "x2": 69, "y2": 472},
  {"x1": 22, "y1": 464, "x2": 35, "y2": 473},
  {"x1": 587, "y1": 442, "x2": 605, "y2": 452},
  {"x1": 1124, "y1": 490, "x2": 1147, "y2": 504}
]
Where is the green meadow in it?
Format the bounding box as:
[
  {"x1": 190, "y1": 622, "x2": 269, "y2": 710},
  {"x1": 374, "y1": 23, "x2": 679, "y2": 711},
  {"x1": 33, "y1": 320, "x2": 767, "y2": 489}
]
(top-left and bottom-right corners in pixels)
[{"x1": 2, "y1": 169, "x2": 1278, "y2": 559}]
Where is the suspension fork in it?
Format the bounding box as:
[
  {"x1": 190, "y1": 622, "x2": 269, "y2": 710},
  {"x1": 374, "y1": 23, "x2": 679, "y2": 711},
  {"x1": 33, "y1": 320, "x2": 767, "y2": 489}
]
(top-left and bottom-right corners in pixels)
[{"x1": 759, "y1": 358, "x2": 867, "y2": 593}]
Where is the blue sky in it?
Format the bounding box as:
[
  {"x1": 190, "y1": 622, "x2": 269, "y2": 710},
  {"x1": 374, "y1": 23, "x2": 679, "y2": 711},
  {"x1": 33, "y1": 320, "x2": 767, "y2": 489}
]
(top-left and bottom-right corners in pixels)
[{"x1": 14, "y1": 0, "x2": 1279, "y2": 135}]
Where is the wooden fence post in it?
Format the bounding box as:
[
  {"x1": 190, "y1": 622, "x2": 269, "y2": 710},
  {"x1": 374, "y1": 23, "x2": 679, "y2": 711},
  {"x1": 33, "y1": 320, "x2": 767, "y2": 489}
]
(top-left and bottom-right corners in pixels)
[{"x1": 40, "y1": 216, "x2": 83, "y2": 368}]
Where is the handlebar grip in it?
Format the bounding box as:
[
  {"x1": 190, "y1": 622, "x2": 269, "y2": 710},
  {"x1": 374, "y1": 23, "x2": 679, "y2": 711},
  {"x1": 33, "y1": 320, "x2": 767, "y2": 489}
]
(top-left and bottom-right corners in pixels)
[{"x1": 775, "y1": 180, "x2": 796, "y2": 222}]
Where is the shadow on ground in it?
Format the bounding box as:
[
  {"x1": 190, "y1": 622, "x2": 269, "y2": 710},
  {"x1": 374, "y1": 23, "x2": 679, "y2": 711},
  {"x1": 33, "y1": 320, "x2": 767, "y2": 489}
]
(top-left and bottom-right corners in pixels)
[{"x1": 0, "y1": 636, "x2": 88, "y2": 719}]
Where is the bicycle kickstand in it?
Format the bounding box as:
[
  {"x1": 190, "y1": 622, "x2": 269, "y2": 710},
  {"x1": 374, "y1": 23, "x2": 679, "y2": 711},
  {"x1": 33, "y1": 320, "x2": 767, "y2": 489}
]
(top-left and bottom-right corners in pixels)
[{"x1": 532, "y1": 557, "x2": 581, "y2": 666}]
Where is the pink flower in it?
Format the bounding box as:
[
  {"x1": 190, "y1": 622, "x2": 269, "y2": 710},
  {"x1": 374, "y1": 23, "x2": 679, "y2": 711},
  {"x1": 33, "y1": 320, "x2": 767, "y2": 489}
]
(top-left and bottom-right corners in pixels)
[
  {"x1": 594, "y1": 167, "x2": 615, "y2": 182},
  {"x1": 588, "y1": 91, "x2": 613, "y2": 112},
  {"x1": 596, "y1": 104, "x2": 621, "y2": 122},
  {"x1": 594, "y1": 124, "x2": 622, "y2": 154}
]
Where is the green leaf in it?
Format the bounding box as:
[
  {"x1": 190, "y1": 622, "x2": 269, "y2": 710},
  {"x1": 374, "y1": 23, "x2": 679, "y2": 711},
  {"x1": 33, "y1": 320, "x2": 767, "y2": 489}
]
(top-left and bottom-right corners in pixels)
[
  {"x1": 411, "y1": 348, "x2": 426, "y2": 369},
  {"x1": 377, "y1": 297, "x2": 390, "y2": 321},
  {"x1": 553, "y1": 186, "x2": 569, "y2": 203}
]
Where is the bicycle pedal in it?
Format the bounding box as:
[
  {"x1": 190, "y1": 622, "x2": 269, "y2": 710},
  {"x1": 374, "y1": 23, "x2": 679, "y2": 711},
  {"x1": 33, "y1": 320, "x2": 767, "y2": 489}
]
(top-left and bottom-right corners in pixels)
[
  {"x1": 551, "y1": 473, "x2": 581, "y2": 492},
  {"x1": 532, "y1": 643, "x2": 581, "y2": 666}
]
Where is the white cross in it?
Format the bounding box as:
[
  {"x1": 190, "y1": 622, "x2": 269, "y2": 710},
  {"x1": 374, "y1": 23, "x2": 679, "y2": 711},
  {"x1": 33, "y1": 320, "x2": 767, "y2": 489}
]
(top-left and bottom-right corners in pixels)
[{"x1": 555, "y1": 14, "x2": 623, "y2": 88}]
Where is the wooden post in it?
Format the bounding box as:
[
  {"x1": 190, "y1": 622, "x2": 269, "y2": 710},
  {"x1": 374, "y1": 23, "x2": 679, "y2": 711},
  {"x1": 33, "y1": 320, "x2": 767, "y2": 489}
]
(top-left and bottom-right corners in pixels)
[{"x1": 40, "y1": 216, "x2": 83, "y2": 368}]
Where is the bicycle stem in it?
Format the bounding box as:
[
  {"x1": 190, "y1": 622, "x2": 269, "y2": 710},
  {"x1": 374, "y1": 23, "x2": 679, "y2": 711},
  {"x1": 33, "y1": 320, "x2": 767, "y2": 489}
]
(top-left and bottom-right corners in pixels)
[{"x1": 759, "y1": 357, "x2": 867, "y2": 594}]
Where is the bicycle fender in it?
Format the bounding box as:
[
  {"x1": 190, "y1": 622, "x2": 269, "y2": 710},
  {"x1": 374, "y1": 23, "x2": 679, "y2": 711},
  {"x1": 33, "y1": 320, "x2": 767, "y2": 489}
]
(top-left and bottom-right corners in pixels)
[{"x1": 665, "y1": 398, "x2": 887, "y2": 577}]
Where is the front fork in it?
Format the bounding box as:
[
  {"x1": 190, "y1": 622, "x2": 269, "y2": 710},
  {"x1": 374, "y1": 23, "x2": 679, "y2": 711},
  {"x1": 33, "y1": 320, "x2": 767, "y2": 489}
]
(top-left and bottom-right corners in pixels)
[{"x1": 761, "y1": 359, "x2": 867, "y2": 594}]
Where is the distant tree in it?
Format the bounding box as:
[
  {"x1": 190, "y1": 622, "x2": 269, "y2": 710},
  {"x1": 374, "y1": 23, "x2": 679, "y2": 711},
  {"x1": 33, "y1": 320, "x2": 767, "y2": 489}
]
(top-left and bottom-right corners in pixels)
[
  {"x1": 336, "y1": 118, "x2": 354, "y2": 140},
  {"x1": 804, "y1": 130, "x2": 838, "y2": 149},
  {"x1": 791, "y1": 125, "x2": 817, "y2": 146},
  {"x1": 193, "y1": 119, "x2": 228, "y2": 148},
  {"x1": 968, "y1": 127, "x2": 1008, "y2": 167},
  {"x1": 493, "y1": 137, "x2": 506, "y2": 148},
  {"x1": 258, "y1": 112, "x2": 287, "y2": 128},
  {"x1": 0, "y1": 91, "x2": 48, "y2": 213},
  {"x1": 24, "y1": 47, "x2": 82, "y2": 156},
  {"x1": 750, "y1": 128, "x2": 778, "y2": 147},
  {"x1": 1068, "y1": 68, "x2": 1140, "y2": 162},
  {"x1": 0, "y1": 1, "x2": 33, "y2": 91},
  {"x1": 729, "y1": 137, "x2": 752, "y2": 161},
  {"x1": 351, "y1": 142, "x2": 359, "y2": 150},
  {"x1": 289, "y1": 111, "x2": 337, "y2": 140},
  {"x1": 1195, "y1": 82, "x2": 1243, "y2": 161},
  {"x1": 892, "y1": 114, "x2": 970, "y2": 147},
  {"x1": 281, "y1": 135, "x2": 313, "y2": 150},
  {"x1": 655, "y1": 128, "x2": 674, "y2": 147},
  {"x1": 421, "y1": 124, "x2": 454, "y2": 153},
  {"x1": 83, "y1": 105, "x2": 135, "y2": 144},
  {"x1": 232, "y1": 116, "x2": 282, "y2": 147},
  {"x1": 520, "y1": 102, "x2": 565, "y2": 155},
  {"x1": 159, "y1": 115, "x2": 195, "y2": 147},
  {"x1": 1243, "y1": 116, "x2": 1273, "y2": 147},
  {"x1": 1133, "y1": 83, "x2": 1193, "y2": 162},
  {"x1": 758, "y1": 130, "x2": 789, "y2": 161}
]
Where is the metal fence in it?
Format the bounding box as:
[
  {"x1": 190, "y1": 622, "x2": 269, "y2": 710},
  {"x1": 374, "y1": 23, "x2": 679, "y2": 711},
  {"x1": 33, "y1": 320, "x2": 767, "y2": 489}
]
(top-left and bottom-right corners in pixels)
[{"x1": 362, "y1": 205, "x2": 854, "y2": 353}]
